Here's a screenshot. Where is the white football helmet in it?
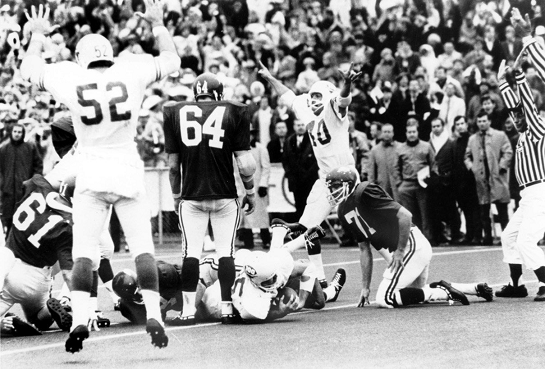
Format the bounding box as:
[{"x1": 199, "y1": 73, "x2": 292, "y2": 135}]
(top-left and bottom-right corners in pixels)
[
  {"x1": 308, "y1": 80, "x2": 337, "y2": 115},
  {"x1": 75, "y1": 34, "x2": 114, "y2": 69},
  {"x1": 244, "y1": 251, "x2": 279, "y2": 293}
]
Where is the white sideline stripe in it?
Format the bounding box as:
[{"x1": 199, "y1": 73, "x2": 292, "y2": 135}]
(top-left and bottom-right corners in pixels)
[
  {"x1": 2, "y1": 279, "x2": 537, "y2": 357},
  {"x1": 52, "y1": 247, "x2": 503, "y2": 293}
]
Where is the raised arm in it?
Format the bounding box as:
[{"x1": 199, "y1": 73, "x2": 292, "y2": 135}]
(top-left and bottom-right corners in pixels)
[
  {"x1": 514, "y1": 70, "x2": 545, "y2": 139},
  {"x1": 511, "y1": 8, "x2": 545, "y2": 83},
  {"x1": 137, "y1": 0, "x2": 180, "y2": 77},
  {"x1": 257, "y1": 60, "x2": 292, "y2": 97},
  {"x1": 336, "y1": 63, "x2": 362, "y2": 116}
]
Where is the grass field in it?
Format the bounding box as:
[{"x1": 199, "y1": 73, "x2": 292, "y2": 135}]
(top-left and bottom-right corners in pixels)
[{"x1": 1, "y1": 243, "x2": 544, "y2": 369}]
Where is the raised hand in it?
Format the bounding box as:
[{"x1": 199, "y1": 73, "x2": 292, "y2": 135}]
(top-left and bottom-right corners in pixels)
[
  {"x1": 24, "y1": 4, "x2": 58, "y2": 35},
  {"x1": 135, "y1": 0, "x2": 165, "y2": 28},
  {"x1": 510, "y1": 8, "x2": 532, "y2": 38},
  {"x1": 257, "y1": 60, "x2": 273, "y2": 80},
  {"x1": 497, "y1": 59, "x2": 509, "y2": 81},
  {"x1": 338, "y1": 62, "x2": 362, "y2": 83}
]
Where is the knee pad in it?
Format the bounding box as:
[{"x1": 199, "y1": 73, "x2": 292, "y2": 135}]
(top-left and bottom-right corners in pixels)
[
  {"x1": 72, "y1": 245, "x2": 101, "y2": 270},
  {"x1": 180, "y1": 257, "x2": 200, "y2": 291}
]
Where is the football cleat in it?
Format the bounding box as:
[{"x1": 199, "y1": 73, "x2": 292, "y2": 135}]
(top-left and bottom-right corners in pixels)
[
  {"x1": 271, "y1": 218, "x2": 307, "y2": 238},
  {"x1": 167, "y1": 314, "x2": 195, "y2": 326},
  {"x1": 430, "y1": 280, "x2": 470, "y2": 305},
  {"x1": 65, "y1": 325, "x2": 89, "y2": 353},
  {"x1": 495, "y1": 284, "x2": 528, "y2": 298},
  {"x1": 533, "y1": 286, "x2": 545, "y2": 302},
  {"x1": 476, "y1": 283, "x2": 494, "y2": 302},
  {"x1": 221, "y1": 313, "x2": 241, "y2": 325},
  {"x1": 146, "y1": 318, "x2": 168, "y2": 348},
  {"x1": 95, "y1": 311, "x2": 110, "y2": 328},
  {"x1": 47, "y1": 298, "x2": 73, "y2": 331},
  {"x1": 328, "y1": 268, "x2": 347, "y2": 302},
  {"x1": 8, "y1": 314, "x2": 42, "y2": 336}
]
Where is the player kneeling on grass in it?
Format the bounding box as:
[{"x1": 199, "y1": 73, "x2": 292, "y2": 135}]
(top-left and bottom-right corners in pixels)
[{"x1": 325, "y1": 167, "x2": 494, "y2": 308}]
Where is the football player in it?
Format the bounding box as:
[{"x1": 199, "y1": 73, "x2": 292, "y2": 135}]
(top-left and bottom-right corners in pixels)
[
  {"x1": 0, "y1": 175, "x2": 75, "y2": 332},
  {"x1": 20, "y1": 1, "x2": 180, "y2": 352},
  {"x1": 164, "y1": 72, "x2": 256, "y2": 326},
  {"x1": 326, "y1": 167, "x2": 494, "y2": 308},
  {"x1": 258, "y1": 61, "x2": 361, "y2": 287}
]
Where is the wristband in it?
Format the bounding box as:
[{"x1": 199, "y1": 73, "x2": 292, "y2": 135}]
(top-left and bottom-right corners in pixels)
[
  {"x1": 337, "y1": 95, "x2": 352, "y2": 108},
  {"x1": 242, "y1": 174, "x2": 254, "y2": 183},
  {"x1": 152, "y1": 25, "x2": 169, "y2": 37},
  {"x1": 246, "y1": 188, "x2": 255, "y2": 196},
  {"x1": 31, "y1": 33, "x2": 46, "y2": 44},
  {"x1": 172, "y1": 193, "x2": 182, "y2": 199}
]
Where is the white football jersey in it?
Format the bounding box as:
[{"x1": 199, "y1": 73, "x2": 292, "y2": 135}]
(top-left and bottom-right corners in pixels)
[
  {"x1": 282, "y1": 91, "x2": 355, "y2": 178},
  {"x1": 37, "y1": 54, "x2": 161, "y2": 153},
  {"x1": 231, "y1": 274, "x2": 275, "y2": 321}
]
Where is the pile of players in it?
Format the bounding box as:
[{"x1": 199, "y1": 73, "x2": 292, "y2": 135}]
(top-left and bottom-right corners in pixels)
[{"x1": 3, "y1": 2, "x2": 544, "y2": 356}]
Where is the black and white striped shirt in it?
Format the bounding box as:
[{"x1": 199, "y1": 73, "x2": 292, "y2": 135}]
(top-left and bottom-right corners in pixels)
[{"x1": 499, "y1": 39, "x2": 545, "y2": 187}]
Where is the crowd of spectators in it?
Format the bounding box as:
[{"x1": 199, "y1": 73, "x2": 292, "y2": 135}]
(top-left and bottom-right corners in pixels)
[{"x1": 1, "y1": 0, "x2": 545, "y2": 246}]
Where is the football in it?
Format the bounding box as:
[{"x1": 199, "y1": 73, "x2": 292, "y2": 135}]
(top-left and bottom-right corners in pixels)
[{"x1": 277, "y1": 287, "x2": 299, "y2": 305}]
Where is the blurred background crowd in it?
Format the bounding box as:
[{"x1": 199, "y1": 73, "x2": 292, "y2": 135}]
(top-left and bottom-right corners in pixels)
[{"x1": 1, "y1": 0, "x2": 545, "y2": 248}]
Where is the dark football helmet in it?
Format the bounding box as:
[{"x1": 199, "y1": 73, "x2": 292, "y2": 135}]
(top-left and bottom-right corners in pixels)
[
  {"x1": 325, "y1": 167, "x2": 359, "y2": 205},
  {"x1": 192, "y1": 72, "x2": 224, "y2": 101},
  {"x1": 112, "y1": 269, "x2": 142, "y2": 301}
]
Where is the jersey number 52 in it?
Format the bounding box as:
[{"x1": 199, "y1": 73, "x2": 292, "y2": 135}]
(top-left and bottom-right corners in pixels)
[
  {"x1": 179, "y1": 105, "x2": 226, "y2": 149},
  {"x1": 76, "y1": 82, "x2": 131, "y2": 125}
]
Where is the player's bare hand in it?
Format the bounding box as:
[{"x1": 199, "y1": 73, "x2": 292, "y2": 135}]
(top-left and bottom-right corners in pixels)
[
  {"x1": 242, "y1": 193, "x2": 256, "y2": 215},
  {"x1": 1, "y1": 316, "x2": 15, "y2": 332},
  {"x1": 338, "y1": 63, "x2": 362, "y2": 83},
  {"x1": 513, "y1": 50, "x2": 528, "y2": 71},
  {"x1": 135, "y1": 0, "x2": 165, "y2": 28},
  {"x1": 24, "y1": 4, "x2": 58, "y2": 35},
  {"x1": 388, "y1": 250, "x2": 404, "y2": 273},
  {"x1": 497, "y1": 60, "x2": 509, "y2": 82},
  {"x1": 510, "y1": 8, "x2": 532, "y2": 38},
  {"x1": 280, "y1": 294, "x2": 299, "y2": 313},
  {"x1": 257, "y1": 61, "x2": 273, "y2": 80},
  {"x1": 357, "y1": 288, "x2": 370, "y2": 307}
]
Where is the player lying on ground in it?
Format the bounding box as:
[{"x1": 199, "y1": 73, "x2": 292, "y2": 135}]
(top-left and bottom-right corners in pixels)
[
  {"x1": 258, "y1": 61, "x2": 361, "y2": 288},
  {"x1": 113, "y1": 230, "x2": 346, "y2": 324},
  {"x1": 325, "y1": 167, "x2": 494, "y2": 308}
]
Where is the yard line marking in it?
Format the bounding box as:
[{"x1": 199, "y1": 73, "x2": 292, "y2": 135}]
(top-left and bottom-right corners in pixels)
[{"x1": 1, "y1": 279, "x2": 538, "y2": 357}]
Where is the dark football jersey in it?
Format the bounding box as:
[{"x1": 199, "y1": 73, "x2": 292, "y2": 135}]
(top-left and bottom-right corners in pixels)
[
  {"x1": 163, "y1": 100, "x2": 251, "y2": 200},
  {"x1": 337, "y1": 182, "x2": 402, "y2": 252},
  {"x1": 6, "y1": 175, "x2": 73, "y2": 270}
]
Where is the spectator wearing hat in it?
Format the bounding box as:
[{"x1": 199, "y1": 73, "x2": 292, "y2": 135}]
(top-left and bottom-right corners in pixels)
[
  {"x1": 394, "y1": 40, "x2": 421, "y2": 76},
  {"x1": 480, "y1": 94, "x2": 507, "y2": 131},
  {"x1": 370, "y1": 82, "x2": 400, "y2": 136},
  {"x1": 0, "y1": 124, "x2": 43, "y2": 234},
  {"x1": 400, "y1": 78, "x2": 431, "y2": 142},
  {"x1": 482, "y1": 24, "x2": 505, "y2": 71},
  {"x1": 238, "y1": 124, "x2": 271, "y2": 249},
  {"x1": 282, "y1": 118, "x2": 319, "y2": 220},
  {"x1": 467, "y1": 80, "x2": 504, "y2": 131}
]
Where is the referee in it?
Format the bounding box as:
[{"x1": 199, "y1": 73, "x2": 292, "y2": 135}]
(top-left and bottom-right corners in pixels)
[{"x1": 497, "y1": 9, "x2": 545, "y2": 302}]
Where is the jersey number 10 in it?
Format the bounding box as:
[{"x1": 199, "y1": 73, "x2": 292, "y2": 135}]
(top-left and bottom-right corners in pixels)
[
  {"x1": 179, "y1": 105, "x2": 226, "y2": 149},
  {"x1": 76, "y1": 82, "x2": 131, "y2": 125},
  {"x1": 308, "y1": 119, "x2": 331, "y2": 146}
]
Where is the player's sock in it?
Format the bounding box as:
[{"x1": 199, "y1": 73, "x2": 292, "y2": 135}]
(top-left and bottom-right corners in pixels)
[
  {"x1": 393, "y1": 288, "x2": 426, "y2": 306},
  {"x1": 534, "y1": 266, "x2": 545, "y2": 284},
  {"x1": 71, "y1": 258, "x2": 94, "y2": 329},
  {"x1": 57, "y1": 282, "x2": 71, "y2": 302},
  {"x1": 509, "y1": 263, "x2": 523, "y2": 287},
  {"x1": 98, "y1": 258, "x2": 114, "y2": 284},
  {"x1": 422, "y1": 286, "x2": 449, "y2": 302},
  {"x1": 91, "y1": 271, "x2": 99, "y2": 299},
  {"x1": 221, "y1": 301, "x2": 234, "y2": 316},
  {"x1": 181, "y1": 291, "x2": 197, "y2": 317},
  {"x1": 449, "y1": 282, "x2": 478, "y2": 295},
  {"x1": 103, "y1": 280, "x2": 120, "y2": 304},
  {"x1": 89, "y1": 297, "x2": 98, "y2": 313},
  {"x1": 305, "y1": 238, "x2": 325, "y2": 281},
  {"x1": 141, "y1": 289, "x2": 163, "y2": 323},
  {"x1": 271, "y1": 225, "x2": 289, "y2": 249},
  {"x1": 71, "y1": 291, "x2": 91, "y2": 330},
  {"x1": 180, "y1": 257, "x2": 200, "y2": 291},
  {"x1": 218, "y1": 257, "x2": 236, "y2": 301}
]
